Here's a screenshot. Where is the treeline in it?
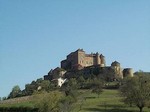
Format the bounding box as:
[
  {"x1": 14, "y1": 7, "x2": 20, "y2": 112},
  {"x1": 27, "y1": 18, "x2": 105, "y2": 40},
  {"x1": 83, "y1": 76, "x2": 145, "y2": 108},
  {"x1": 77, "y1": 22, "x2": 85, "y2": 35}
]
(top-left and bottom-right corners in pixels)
[
  {"x1": 2, "y1": 76, "x2": 105, "y2": 112},
  {"x1": 1, "y1": 71, "x2": 150, "y2": 112},
  {"x1": 5, "y1": 65, "x2": 126, "y2": 99},
  {"x1": 33, "y1": 77, "x2": 104, "y2": 112},
  {"x1": 5, "y1": 70, "x2": 150, "y2": 100},
  {"x1": 33, "y1": 72, "x2": 150, "y2": 112},
  {"x1": 7, "y1": 78, "x2": 56, "y2": 99},
  {"x1": 7, "y1": 73, "x2": 108, "y2": 99}
]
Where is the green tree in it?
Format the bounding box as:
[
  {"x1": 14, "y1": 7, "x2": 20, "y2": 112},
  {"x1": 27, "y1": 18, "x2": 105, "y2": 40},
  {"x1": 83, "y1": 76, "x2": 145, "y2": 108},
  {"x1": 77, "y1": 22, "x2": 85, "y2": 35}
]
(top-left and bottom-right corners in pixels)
[
  {"x1": 120, "y1": 74, "x2": 150, "y2": 112},
  {"x1": 35, "y1": 91, "x2": 62, "y2": 112},
  {"x1": 61, "y1": 78, "x2": 79, "y2": 106},
  {"x1": 40, "y1": 80, "x2": 51, "y2": 92},
  {"x1": 77, "y1": 76, "x2": 85, "y2": 88},
  {"x1": 59, "y1": 96, "x2": 74, "y2": 112},
  {"x1": 36, "y1": 78, "x2": 43, "y2": 84},
  {"x1": 8, "y1": 85, "x2": 21, "y2": 98},
  {"x1": 91, "y1": 79, "x2": 103, "y2": 97},
  {"x1": 62, "y1": 78, "x2": 78, "y2": 98},
  {"x1": 59, "y1": 78, "x2": 79, "y2": 112},
  {"x1": 25, "y1": 84, "x2": 35, "y2": 95}
]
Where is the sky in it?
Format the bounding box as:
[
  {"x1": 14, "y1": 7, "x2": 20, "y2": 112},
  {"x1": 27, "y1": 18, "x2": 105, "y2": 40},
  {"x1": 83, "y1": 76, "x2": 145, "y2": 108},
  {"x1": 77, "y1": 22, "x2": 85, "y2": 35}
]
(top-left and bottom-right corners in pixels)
[{"x1": 0, "y1": 0, "x2": 150, "y2": 97}]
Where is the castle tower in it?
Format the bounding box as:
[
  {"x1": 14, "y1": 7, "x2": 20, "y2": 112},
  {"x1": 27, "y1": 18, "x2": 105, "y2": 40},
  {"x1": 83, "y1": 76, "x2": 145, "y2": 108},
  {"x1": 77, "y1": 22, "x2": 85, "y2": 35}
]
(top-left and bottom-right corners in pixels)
[
  {"x1": 111, "y1": 61, "x2": 123, "y2": 79},
  {"x1": 100, "y1": 54, "x2": 106, "y2": 67},
  {"x1": 123, "y1": 68, "x2": 134, "y2": 77},
  {"x1": 77, "y1": 49, "x2": 85, "y2": 67},
  {"x1": 96, "y1": 52, "x2": 101, "y2": 65}
]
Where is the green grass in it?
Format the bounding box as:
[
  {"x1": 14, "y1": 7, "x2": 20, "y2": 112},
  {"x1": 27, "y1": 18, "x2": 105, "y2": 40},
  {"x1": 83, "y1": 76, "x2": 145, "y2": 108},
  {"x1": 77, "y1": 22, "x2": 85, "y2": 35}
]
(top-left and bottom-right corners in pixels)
[
  {"x1": 72, "y1": 89, "x2": 150, "y2": 112},
  {"x1": 0, "y1": 89, "x2": 150, "y2": 112}
]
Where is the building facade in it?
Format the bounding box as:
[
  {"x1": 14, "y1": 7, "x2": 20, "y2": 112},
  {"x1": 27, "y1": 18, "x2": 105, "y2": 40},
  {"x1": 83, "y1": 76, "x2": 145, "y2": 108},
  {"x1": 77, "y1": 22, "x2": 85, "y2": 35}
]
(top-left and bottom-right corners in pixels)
[
  {"x1": 44, "y1": 49, "x2": 134, "y2": 82},
  {"x1": 61, "y1": 49, "x2": 106, "y2": 70}
]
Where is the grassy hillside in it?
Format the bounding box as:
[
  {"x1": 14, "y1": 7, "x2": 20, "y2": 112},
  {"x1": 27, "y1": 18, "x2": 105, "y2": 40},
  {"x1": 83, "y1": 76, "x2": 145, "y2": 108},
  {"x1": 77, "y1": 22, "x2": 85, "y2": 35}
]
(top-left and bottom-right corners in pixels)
[
  {"x1": 0, "y1": 89, "x2": 150, "y2": 112},
  {"x1": 72, "y1": 89, "x2": 150, "y2": 112}
]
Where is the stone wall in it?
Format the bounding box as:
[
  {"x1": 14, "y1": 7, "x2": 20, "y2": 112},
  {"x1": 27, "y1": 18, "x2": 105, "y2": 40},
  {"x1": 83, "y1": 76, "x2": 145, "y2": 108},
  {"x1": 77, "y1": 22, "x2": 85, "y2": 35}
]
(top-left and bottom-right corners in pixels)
[{"x1": 61, "y1": 49, "x2": 106, "y2": 70}]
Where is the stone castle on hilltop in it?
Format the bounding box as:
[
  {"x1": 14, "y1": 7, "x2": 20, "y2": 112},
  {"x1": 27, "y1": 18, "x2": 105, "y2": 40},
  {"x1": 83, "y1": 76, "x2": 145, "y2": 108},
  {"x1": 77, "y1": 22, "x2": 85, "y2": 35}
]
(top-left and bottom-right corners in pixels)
[
  {"x1": 61, "y1": 49, "x2": 106, "y2": 70},
  {"x1": 44, "y1": 49, "x2": 134, "y2": 82}
]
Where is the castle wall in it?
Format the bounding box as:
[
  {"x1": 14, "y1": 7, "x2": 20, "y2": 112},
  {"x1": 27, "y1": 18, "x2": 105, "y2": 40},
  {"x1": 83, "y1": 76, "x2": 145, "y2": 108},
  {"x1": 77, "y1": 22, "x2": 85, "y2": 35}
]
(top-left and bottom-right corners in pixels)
[
  {"x1": 84, "y1": 56, "x2": 95, "y2": 67},
  {"x1": 61, "y1": 49, "x2": 106, "y2": 70},
  {"x1": 45, "y1": 49, "x2": 134, "y2": 81},
  {"x1": 77, "y1": 50, "x2": 102, "y2": 67},
  {"x1": 61, "y1": 60, "x2": 67, "y2": 69}
]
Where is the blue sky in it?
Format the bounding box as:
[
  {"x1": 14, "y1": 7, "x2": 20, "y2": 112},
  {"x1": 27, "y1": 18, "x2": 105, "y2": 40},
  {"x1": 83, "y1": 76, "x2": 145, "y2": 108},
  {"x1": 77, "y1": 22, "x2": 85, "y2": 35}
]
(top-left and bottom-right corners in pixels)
[{"x1": 0, "y1": 0, "x2": 150, "y2": 97}]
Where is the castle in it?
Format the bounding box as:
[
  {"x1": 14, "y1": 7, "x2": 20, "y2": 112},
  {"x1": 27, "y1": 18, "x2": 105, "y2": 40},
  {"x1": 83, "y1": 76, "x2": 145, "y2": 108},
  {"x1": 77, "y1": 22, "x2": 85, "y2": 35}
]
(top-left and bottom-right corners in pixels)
[
  {"x1": 61, "y1": 49, "x2": 106, "y2": 70},
  {"x1": 44, "y1": 49, "x2": 134, "y2": 81}
]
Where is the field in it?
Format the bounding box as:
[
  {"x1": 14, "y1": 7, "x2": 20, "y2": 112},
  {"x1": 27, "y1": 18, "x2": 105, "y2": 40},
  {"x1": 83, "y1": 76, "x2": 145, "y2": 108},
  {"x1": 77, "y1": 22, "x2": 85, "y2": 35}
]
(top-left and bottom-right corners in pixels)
[
  {"x1": 73, "y1": 89, "x2": 150, "y2": 112},
  {"x1": 0, "y1": 89, "x2": 150, "y2": 112}
]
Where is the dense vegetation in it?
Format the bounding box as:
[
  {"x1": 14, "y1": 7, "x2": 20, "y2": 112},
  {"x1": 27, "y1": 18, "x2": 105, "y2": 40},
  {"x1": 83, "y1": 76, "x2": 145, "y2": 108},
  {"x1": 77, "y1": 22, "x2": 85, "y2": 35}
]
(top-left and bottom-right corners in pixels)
[
  {"x1": 0, "y1": 71, "x2": 150, "y2": 112},
  {"x1": 120, "y1": 73, "x2": 150, "y2": 112},
  {"x1": 0, "y1": 89, "x2": 150, "y2": 112},
  {"x1": 6, "y1": 78, "x2": 57, "y2": 99}
]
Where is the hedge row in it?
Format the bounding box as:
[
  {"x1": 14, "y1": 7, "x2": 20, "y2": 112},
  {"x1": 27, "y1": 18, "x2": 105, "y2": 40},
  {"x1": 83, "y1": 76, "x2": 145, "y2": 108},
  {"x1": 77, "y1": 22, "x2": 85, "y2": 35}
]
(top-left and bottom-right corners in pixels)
[{"x1": 0, "y1": 107, "x2": 38, "y2": 112}]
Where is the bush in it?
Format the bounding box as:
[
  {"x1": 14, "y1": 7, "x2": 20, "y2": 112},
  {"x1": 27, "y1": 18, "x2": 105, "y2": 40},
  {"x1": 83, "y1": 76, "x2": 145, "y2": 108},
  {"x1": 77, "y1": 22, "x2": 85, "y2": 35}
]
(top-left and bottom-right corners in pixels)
[{"x1": 34, "y1": 91, "x2": 62, "y2": 112}]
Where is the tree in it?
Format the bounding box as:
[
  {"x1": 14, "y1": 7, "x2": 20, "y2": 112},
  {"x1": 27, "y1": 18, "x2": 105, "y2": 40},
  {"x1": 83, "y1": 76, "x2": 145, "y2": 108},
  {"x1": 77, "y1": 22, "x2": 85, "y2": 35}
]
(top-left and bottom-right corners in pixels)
[
  {"x1": 8, "y1": 85, "x2": 21, "y2": 98},
  {"x1": 35, "y1": 91, "x2": 62, "y2": 112},
  {"x1": 24, "y1": 84, "x2": 36, "y2": 95},
  {"x1": 120, "y1": 74, "x2": 150, "y2": 112},
  {"x1": 36, "y1": 78, "x2": 43, "y2": 84},
  {"x1": 77, "y1": 76, "x2": 85, "y2": 89},
  {"x1": 40, "y1": 80, "x2": 51, "y2": 92},
  {"x1": 91, "y1": 79, "x2": 103, "y2": 97},
  {"x1": 61, "y1": 78, "x2": 78, "y2": 97},
  {"x1": 59, "y1": 96, "x2": 74, "y2": 112},
  {"x1": 60, "y1": 78, "x2": 80, "y2": 112}
]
